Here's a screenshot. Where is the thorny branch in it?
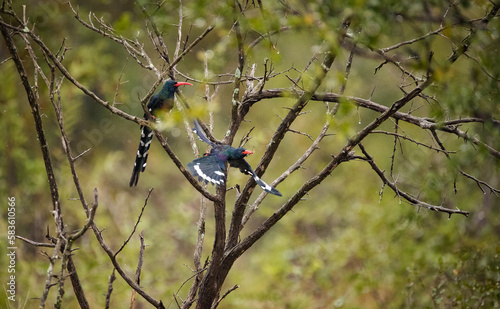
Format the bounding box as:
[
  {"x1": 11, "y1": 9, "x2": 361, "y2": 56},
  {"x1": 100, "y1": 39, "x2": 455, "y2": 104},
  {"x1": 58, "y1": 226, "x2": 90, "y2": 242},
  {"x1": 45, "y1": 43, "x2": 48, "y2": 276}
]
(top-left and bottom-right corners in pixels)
[
  {"x1": 180, "y1": 197, "x2": 208, "y2": 308},
  {"x1": 358, "y1": 143, "x2": 469, "y2": 217},
  {"x1": 429, "y1": 130, "x2": 500, "y2": 195},
  {"x1": 130, "y1": 231, "x2": 146, "y2": 309},
  {"x1": 115, "y1": 189, "x2": 154, "y2": 257},
  {"x1": 371, "y1": 130, "x2": 454, "y2": 154},
  {"x1": 244, "y1": 88, "x2": 500, "y2": 159},
  {"x1": 242, "y1": 120, "x2": 331, "y2": 227},
  {"x1": 1, "y1": 14, "x2": 90, "y2": 309},
  {"x1": 0, "y1": 14, "x2": 166, "y2": 309},
  {"x1": 105, "y1": 269, "x2": 117, "y2": 309},
  {"x1": 2, "y1": 1, "x2": 499, "y2": 308},
  {"x1": 136, "y1": 0, "x2": 171, "y2": 66},
  {"x1": 68, "y1": 2, "x2": 160, "y2": 76}
]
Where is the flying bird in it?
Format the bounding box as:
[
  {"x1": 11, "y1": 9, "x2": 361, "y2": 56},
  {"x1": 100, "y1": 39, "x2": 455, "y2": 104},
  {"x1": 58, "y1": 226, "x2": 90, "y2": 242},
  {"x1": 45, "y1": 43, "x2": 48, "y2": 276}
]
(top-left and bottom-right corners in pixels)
[
  {"x1": 129, "y1": 80, "x2": 192, "y2": 187},
  {"x1": 187, "y1": 120, "x2": 282, "y2": 196}
]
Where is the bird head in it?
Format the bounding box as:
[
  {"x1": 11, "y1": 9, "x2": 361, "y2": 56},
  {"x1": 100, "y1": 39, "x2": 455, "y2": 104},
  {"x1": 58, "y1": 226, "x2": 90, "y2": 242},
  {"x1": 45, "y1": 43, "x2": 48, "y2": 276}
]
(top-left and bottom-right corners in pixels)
[
  {"x1": 163, "y1": 80, "x2": 193, "y2": 96},
  {"x1": 232, "y1": 148, "x2": 253, "y2": 159}
]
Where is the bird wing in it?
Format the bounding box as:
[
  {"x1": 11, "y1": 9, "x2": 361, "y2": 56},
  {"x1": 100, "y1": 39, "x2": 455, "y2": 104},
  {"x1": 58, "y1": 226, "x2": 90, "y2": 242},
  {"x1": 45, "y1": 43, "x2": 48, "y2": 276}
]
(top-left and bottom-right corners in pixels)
[
  {"x1": 192, "y1": 119, "x2": 214, "y2": 146},
  {"x1": 147, "y1": 94, "x2": 160, "y2": 111},
  {"x1": 148, "y1": 94, "x2": 174, "y2": 116},
  {"x1": 187, "y1": 154, "x2": 226, "y2": 186},
  {"x1": 229, "y1": 159, "x2": 282, "y2": 196}
]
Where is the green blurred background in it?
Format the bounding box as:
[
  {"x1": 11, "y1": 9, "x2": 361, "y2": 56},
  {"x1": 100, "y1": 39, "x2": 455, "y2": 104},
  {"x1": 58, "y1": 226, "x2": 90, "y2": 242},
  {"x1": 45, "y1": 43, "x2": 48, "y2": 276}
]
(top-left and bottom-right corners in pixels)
[{"x1": 1, "y1": 0, "x2": 499, "y2": 308}]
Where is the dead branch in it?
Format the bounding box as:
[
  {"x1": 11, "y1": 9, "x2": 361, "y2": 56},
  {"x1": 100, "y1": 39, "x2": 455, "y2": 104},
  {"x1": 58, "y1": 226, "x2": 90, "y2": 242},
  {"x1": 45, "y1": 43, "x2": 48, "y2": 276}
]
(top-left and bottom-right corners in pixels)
[
  {"x1": 130, "y1": 231, "x2": 146, "y2": 309},
  {"x1": 115, "y1": 189, "x2": 153, "y2": 257},
  {"x1": 371, "y1": 130, "x2": 453, "y2": 154},
  {"x1": 105, "y1": 269, "x2": 117, "y2": 309},
  {"x1": 358, "y1": 143, "x2": 470, "y2": 216}
]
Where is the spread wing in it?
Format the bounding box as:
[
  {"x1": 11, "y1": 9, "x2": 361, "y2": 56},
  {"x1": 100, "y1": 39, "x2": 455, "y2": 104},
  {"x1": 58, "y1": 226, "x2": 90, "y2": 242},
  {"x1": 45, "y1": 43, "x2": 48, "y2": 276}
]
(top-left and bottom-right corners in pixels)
[{"x1": 187, "y1": 154, "x2": 226, "y2": 186}]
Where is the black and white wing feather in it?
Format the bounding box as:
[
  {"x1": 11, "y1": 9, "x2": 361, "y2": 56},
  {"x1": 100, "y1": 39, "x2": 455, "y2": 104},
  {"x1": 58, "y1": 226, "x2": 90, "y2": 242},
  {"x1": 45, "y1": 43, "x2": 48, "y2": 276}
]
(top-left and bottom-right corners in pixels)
[{"x1": 187, "y1": 154, "x2": 226, "y2": 186}]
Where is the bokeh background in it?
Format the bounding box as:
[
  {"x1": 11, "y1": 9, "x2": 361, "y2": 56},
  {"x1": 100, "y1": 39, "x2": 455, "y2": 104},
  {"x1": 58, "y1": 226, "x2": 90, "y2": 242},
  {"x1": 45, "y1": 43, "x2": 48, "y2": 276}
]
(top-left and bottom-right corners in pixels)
[{"x1": 1, "y1": 0, "x2": 499, "y2": 308}]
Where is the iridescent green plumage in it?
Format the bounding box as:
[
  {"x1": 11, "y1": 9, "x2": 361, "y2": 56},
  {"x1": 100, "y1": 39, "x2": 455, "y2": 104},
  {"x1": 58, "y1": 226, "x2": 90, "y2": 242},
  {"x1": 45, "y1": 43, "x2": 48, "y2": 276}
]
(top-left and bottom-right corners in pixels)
[
  {"x1": 187, "y1": 120, "x2": 282, "y2": 196},
  {"x1": 130, "y1": 80, "x2": 192, "y2": 187}
]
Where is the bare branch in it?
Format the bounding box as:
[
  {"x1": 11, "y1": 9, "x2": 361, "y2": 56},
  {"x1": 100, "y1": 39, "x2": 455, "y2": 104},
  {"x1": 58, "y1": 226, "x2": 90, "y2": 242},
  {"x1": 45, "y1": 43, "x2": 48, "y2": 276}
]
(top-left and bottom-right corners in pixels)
[
  {"x1": 153, "y1": 131, "x2": 219, "y2": 202},
  {"x1": 242, "y1": 119, "x2": 331, "y2": 226},
  {"x1": 115, "y1": 189, "x2": 153, "y2": 257},
  {"x1": 371, "y1": 130, "x2": 453, "y2": 153},
  {"x1": 1, "y1": 19, "x2": 90, "y2": 308},
  {"x1": 226, "y1": 20, "x2": 352, "y2": 264},
  {"x1": 244, "y1": 88, "x2": 500, "y2": 159},
  {"x1": 174, "y1": 0, "x2": 184, "y2": 61},
  {"x1": 223, "y1": 18, "x2": 246, "y2": 146},
  {"x1": 105, "y1": 269, "x2": 117, "y2": 309},
  {"x1": 130, "y1": 231, "x2": 146, "y2": 309},
  {"x1": 68, "y1": 2, "x2": 159, "y2": 76},
  {"x1": 448, "y1": 3, "x2": 500, "y2": 63},
  {"x1": 16, "y1": 235, "x2": 56, "y2": 248},
  {"x1": 136, "y1": 0, "x2": 171, "y2": 66},
  {"x1": 358, "y1": 143, "x2": 470, "y2": 216},
  {"x1": 225, "y1": 72, "x2": 435, "y2": 266},
  {"x1": 90, "y1": 218, "x2": 165, "y2": 308},
  {"x1": 389, "y1": 120, "x2": 400, "y2": 177},
  {"x1": 430, "y1": 130, "x2": 499, "y2": 195},
  {"x1": 67, "y1": 195, "x2": 98, "y2": 242},
  {"x1": 460, "y1": 170, "x2": 500, "y2": 195},
  {"x1": 40, "y1": 238, "x2": 63, "y2": 309},
  {"x1": 213, "y1": 285, "x2": 239, "y2": 309},
  {"x1": 181, "y1": 198, "x2": 208, "y2": 308},
  {"x1": 0, "y1": 15, "x2": 60, "y2": 213}
]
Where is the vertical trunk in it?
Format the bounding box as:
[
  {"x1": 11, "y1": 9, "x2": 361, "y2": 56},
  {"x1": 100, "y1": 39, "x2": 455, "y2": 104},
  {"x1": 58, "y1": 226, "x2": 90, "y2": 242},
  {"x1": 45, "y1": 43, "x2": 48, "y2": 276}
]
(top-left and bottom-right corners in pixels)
[{"x1": 195, "y1": 185, "x2": 227, "y2": 308}]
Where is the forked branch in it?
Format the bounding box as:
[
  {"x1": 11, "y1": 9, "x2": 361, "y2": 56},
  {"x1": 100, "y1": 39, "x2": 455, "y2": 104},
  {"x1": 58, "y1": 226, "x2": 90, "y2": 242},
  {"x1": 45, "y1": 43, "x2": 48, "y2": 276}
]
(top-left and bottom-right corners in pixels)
[{"x1": 358, "y1": 143, "x2": 469, "y2": 217}]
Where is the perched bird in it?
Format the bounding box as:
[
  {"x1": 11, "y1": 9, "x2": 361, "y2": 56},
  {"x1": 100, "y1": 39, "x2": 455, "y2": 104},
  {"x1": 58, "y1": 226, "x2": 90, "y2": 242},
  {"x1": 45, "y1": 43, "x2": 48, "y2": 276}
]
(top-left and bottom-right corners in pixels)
[
  {"x1": 187, "y1": 120, "x2": 282, "y2": 196},
  {"x1": 129, "y1": 80, "x2": 192, "y2": 187}
]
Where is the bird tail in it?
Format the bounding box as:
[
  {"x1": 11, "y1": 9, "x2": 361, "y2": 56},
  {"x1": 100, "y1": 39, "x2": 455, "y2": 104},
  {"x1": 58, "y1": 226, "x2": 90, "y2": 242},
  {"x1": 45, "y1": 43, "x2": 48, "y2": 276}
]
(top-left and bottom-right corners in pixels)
[
  {"x1": 251, "y1": 173, "x2": 282, "y2": 196},
  {"x1": 192, "y1": 119, "x2": 213, "y2": 145},
  {"x1": 129, "y1": 126, "x2": 153, "y2": 187}
]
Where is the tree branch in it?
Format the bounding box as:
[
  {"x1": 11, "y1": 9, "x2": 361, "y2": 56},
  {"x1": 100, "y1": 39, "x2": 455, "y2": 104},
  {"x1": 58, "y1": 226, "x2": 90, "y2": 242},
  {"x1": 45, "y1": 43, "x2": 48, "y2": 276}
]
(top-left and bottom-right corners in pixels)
[
  {"x1": 358, "y1": 143, "x2": 470, "y2": 217},
  {"x1": 153, "y1": 131, "x2": 219, "y2": 202},
  {"x1": 115, "y1": 189, "x2": 153, "y2": 257},
  {"x1": 130, "y1": 231, "x2": 146, "y2": 309},
  {"x1": 244, "y1": 88, "x2": 500, "y2": 159},
  {"x1": 105, "y1": 269, "x2": 116, "y2": 309}
]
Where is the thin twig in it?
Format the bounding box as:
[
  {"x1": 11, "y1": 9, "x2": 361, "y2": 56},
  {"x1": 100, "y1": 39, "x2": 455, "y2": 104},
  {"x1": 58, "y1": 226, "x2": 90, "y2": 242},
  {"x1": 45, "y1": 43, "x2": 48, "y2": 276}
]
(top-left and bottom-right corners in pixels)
[
  {"x1": 181, "y1": 196, "x2": 208, "y2": 308},
  {"x1": 358, "y1": 143, "x2": 469, "y2": 216},
  {"x1": 130, "y1": 231, "x2": 146, "y2": 309},
  {"x1": 105, "y1": 269, "x2": 117, "y2": 309},
  {"x1": 389, "y1": 119, "x2": 400, "y2": 177},
  {"x1": 430, "y1": 129, "x2": 499, "y2": 195},
  {"x1": 242, "y1": 119, "x2": 331, "y2": 226},
  {"x1": 40, "y1": 238, "x2": 64, "y2": 309},
  {"x1": 16, "y1": 235, "x2": 56, "y2": 248},
  {"x1": 115, "y1": 189, "x2": 153, "y2": 257},
  {"x1": 136, "y1": 0, "x2": 171, "y2": 66},
  {"x1": 174, "y1": 0, "x2": 183, "y2": 60},
  {"x1": 228, "y1": 31, "x2": 345, "y2": 250},
  {"x1": 213, "y1": 285, "x2": 239, "y2": 309},
  {"x1": 371, "y1": 130, "x2": 454, "y2": 154},
  {"x1": 244, "y1": 88, "x2": 500, "y2": 159}
]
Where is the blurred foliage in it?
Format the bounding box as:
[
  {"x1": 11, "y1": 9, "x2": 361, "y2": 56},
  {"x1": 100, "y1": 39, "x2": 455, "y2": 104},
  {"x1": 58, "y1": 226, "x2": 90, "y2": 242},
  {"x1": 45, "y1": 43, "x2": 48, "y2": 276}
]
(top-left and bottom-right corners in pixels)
[{"x1": 1, "y1": 0, "x2": 499, "y2": 308}]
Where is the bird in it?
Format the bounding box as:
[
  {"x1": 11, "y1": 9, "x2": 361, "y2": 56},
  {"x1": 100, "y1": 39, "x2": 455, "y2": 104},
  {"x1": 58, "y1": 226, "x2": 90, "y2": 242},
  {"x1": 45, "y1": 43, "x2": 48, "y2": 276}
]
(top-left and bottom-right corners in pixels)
[
  {"x1": 129, "y1": 80, "x2": 192, "y2": 187},
  {"x1": 187, "y1": 120, "x2": 282, "y2": 196}
]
